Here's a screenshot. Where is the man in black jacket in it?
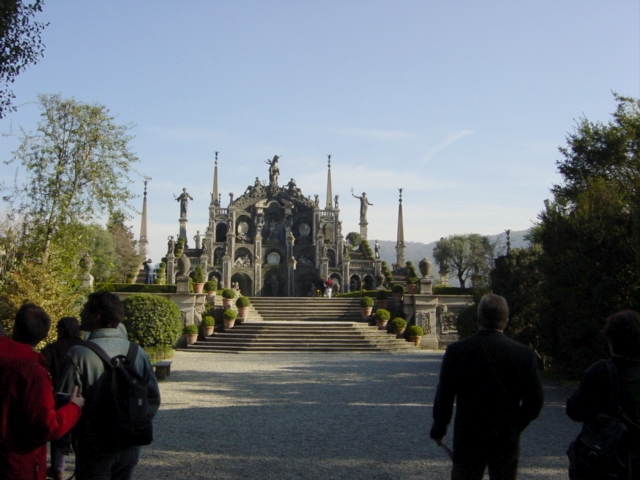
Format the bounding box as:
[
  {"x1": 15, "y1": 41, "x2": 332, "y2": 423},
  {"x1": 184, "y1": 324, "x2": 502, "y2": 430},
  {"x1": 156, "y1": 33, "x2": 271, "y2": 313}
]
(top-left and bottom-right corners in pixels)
[{"x1": 430, "y1": 294, "x2": 544, "y2": 480}]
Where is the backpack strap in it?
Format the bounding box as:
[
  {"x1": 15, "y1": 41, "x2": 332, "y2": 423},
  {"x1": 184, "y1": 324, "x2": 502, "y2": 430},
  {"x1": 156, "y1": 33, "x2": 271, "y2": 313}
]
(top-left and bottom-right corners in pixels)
[
  {"x1": 125, "y1": 342, "x2": 138, "y2": 365},
  {"x1": 82, "y1": 340, "x2": 115, "y2": 367}
]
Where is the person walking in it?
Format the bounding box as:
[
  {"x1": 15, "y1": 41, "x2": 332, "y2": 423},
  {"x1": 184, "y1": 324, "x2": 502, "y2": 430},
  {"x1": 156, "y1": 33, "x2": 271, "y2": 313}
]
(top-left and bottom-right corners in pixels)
[
  {"x1": 566, "y1": 310, "x2": 640, "y2": 479},
  {"x1": 430, "y1": 294, "x2": 544, "y2": 480},
  {"x1": 57, "y1": 292, "x2": 160, "y2": 480},
  {"x1": 41, "y1": 317, "x2": 85, "y2": 480},
  {"x1": 0, "y1": 305, "x2": 84, "y2": 480}
]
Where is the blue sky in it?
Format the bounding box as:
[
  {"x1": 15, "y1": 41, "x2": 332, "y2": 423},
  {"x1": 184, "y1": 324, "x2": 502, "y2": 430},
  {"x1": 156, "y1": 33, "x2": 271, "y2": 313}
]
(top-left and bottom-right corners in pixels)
[{"x1": 0, "y1": 1, "x2": 638, "y2": 263}]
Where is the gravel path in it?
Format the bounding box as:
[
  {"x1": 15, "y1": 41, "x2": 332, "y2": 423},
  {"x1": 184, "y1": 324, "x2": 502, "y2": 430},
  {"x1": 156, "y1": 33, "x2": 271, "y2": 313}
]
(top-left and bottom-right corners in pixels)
[{"x1": 130, "y1": 351, "x2": 581, "y2": 480}]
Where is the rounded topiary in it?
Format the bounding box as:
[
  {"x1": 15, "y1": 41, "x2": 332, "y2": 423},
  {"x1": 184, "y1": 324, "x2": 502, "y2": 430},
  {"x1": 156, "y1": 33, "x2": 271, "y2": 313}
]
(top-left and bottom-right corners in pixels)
[
  {"x1": 389, "y1": 317, "x2": 407, "y2": 331},
  {"x1": 193, "y1": 265, "x2": 206, "y2": 283},
  {"x1": 222, "y1": 308, "x2": 237, "y2": 320},
  {"x1": 392, "y1": 284, "x2": 405, "y2": 294},
  {"x1": 183, "y1": 324, "x2": 198, "y2": 335},
  {"x1": 123, "y1": 294, "x2": 182, "y2": 348},
  {"x1": 360, "y1": 296, "x2": 374, "y2": 308},
  {"x1": 376, "y1": 290, "x2": 389, "y2": 300},
  {"x1": 202, "y1": 315, "x2": 215, "y2": 327},
  {"x1": 221, "y1": 288, "x2": 235, "y2": 299},
  {"x1": 236, "y1": 296, "x2": 251, "y2": 307},
  {"x1": 374, "y1": 308, "x2": 391, "y2": 321},
  {"x1": 204, "y1": 280, "x2": 217, "y2": 292},
  {"x1": 406, "y1": 325, "x2": 424, "y2": 337}
]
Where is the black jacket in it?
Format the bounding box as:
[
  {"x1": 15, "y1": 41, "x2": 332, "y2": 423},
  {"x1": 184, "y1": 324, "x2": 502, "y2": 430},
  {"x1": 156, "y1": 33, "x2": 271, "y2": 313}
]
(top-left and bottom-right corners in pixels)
[{"x1": 430, "y1": 330, "x2": 544, "y2": 462}]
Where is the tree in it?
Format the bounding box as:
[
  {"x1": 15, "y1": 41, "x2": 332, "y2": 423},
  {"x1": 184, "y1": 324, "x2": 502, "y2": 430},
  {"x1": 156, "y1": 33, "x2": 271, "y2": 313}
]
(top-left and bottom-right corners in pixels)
[
  {"x1": 107, "y1": 211, "x2": 140, "y2": 283},
  {"x1": 0, "y1": 1, "x2": 47, "y2": 117},
  {"x1": 346, "y1": 231, "x2": 361, "y2": 249},
  {"x1": 432, "y1": 234, "x2": 495, "y2": 288},
  {"x1": 4, "y1": 93, "x2": 140, "y2": 262}
]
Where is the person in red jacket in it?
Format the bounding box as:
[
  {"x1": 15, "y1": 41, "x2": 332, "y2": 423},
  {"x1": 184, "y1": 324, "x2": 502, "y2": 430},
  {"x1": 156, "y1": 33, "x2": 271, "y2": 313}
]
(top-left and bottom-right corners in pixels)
[{"x1": 0, "y1": 304, "x2": 84, "y2": 480}]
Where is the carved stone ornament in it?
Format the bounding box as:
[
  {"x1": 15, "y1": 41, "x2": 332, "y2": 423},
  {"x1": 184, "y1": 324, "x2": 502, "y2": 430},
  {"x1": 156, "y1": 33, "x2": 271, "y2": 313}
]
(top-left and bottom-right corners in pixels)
[
  {"x1": 419, "y1": 257, "x2": 432, "y2": 278},
  {"x1": 177, "y1": 254, "x2": 191, "y2": 276},
  {"x1": 298, "y1": 223, "x2": 310, "y2": 237},
  {"x1": 267, "y1": 252, "x2": 281, "y2": 266}
]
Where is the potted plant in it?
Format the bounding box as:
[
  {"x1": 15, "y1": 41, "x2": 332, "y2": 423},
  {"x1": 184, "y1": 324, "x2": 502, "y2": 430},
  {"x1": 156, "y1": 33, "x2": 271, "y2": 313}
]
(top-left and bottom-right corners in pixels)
[
  {"x1": 392, "y1": 284, "x2": 405, "y2": 303},
  {"x1": 374, "y1": 308, "x2": 391, "y2": 329},
  {"x1": 406, "y1": 325, "x2": 424, "y2": 346},
  {"x1": 235, "y1": 296, "x2": 251, "y2": 322},
  {"x1": 222, "y1": 308, "x2": 237, "y2": 329},
  {"x1": 204, "y1": 280, "x2": 217, "y2": 305},
  {"x1": 221, "y1": 288, "x2": 235, "y2": 308},
  {"x1": 192, "y1": 265, "x2": 206, "y2": 294},
  {"x1": 376, "y1": 289, "x2": 389, "y2": 309},
  {"x1": 201, "y1": 315, "x2": 215, "y2": 337},
  {"x1": 359, "y1": 296, "x2": 374, "y2": 319},
  {"x1": 389, "y1": 317, "x2": 407, "y2": 338},
  {"x1": 183, "y1": 324, "x2": 198, "y2": 345}
]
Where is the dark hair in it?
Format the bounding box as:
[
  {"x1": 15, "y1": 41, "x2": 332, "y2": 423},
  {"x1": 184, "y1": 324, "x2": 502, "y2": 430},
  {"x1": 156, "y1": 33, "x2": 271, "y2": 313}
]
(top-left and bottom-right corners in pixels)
[
  {"x1": 84, "y1": 291, "x2": 124, "y2": 328},
  {"x1": 13, "y1": 303, "x2": 51, "y2": 346},
  {"x1": 56, "y1": 316, "x2": 80, "y2": 339},
  {"x1": 477, "y1": 294, "x2": 509, "y2": 330},
  {"x1": 602, "y1": 310, "x2": 640, "y2": 360}
]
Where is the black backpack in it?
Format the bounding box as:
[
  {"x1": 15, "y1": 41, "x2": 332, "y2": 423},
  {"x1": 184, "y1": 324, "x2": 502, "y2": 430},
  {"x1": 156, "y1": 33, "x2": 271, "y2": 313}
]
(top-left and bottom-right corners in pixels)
[
  {"x1": 567, "y1": 360, "x2": 636, "y2": 480},
  {"x1": 82, "y1": 341, "x2": 153, "y2": 451}
]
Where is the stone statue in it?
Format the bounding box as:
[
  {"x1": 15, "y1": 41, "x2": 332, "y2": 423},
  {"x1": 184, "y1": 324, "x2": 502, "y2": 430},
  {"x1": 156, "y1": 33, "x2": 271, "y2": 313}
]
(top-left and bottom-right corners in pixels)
[
  {"x1": 175, "y1": 188, "x2": 193, "y2": 218},
  {"x1": 351, "y1": 189, "x2": 373, "y2": 223},
  {"x1": 374, "y1": 240, "x2": 380, "y2": 259},
  {"x1": 167, "y1": 236, "x2": 176, "y2": 255},
  {"x1": 265, "y1": 155, "x2": 280, "y2": 187},
  {"x1": 334, "y1": 194, "x2": 339, "y2": 208},
  {"x1": 193, "y1": 231, "x2": 201, "y2": 250},
  {"x1": 314, "y1": 194, "x2": 319, "y2": 207}
]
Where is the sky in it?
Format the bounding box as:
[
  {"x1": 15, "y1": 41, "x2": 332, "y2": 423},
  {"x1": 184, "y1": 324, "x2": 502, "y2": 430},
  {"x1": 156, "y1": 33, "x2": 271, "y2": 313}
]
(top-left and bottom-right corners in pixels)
[{"x1": 0, "y1": 1, "x2": 638, "y2": 263}]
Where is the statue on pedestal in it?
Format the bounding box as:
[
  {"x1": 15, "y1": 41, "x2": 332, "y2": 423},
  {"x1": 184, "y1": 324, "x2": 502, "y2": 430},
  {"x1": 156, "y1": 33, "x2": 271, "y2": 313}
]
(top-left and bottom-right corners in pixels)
[
  {"x1": 175, "y1": 188, "x2": 193, "y2": 218},
  {"x1": 351, "y1": 189, "x2": 373, "y2": 222}
]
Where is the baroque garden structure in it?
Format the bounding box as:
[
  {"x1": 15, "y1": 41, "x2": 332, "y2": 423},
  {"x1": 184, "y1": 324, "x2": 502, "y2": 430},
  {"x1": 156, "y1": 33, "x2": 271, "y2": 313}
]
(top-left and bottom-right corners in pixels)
[{"x1": 160, "y1": 154, "x2": 393, "y2": 297}]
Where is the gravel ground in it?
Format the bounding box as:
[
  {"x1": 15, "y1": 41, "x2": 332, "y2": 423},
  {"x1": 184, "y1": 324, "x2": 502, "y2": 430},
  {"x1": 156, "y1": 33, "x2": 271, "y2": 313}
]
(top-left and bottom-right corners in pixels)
[{"x1": 98, "y1": 351, "x2": 582, "y2": 479}]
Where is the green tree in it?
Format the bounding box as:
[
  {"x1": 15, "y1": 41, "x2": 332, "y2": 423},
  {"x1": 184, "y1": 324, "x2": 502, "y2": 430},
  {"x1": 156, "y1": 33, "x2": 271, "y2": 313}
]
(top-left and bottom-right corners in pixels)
[
  {"x1": 0, "y1": 1, "x2": 47, "y2": 117},
  {"x1": 107, "y1": 211, "x2": 140, "y2": 283},
  {"x1": 433, "y1": 234, "x2": 495, "y2": 288},
  {"x1": 4, "y1": 93, "x2": 140, "y2": 262},
  {"x1": 346, "y1": 231, "x2": 361, "y2": 249}
]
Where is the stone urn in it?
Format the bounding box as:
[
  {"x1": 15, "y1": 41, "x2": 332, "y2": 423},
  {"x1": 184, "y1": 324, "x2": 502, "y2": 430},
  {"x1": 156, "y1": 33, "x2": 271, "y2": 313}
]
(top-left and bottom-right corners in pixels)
[
  {"x1": 419, "y1": 258, "x2": 432, "y2": 278},
  {"x1": 177, "y1": 254, "x2": 191, "y2": 276}
]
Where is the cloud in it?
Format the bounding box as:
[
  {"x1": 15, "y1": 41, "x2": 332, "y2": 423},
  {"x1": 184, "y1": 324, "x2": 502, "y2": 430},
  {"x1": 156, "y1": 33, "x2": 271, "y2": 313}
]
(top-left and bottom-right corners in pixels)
[{"x1": 421, "y1": 130, "x2": 473, "y2": 162}]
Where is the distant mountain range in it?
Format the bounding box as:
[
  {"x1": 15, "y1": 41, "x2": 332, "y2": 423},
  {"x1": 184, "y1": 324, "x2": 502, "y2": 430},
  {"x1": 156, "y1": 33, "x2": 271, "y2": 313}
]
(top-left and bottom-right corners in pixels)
[{"x1": 373, "y1": 229, "x2": 531, "y2": 285}]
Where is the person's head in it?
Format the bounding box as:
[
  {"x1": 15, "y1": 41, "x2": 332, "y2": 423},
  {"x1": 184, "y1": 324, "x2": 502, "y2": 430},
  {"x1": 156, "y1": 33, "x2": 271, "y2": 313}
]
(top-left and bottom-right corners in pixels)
[
  {"x1": 13, "y1": 303, "x2": 51, "y2": 346},
  {"x1": 80, "y1": 291, "x2": 124, "y2": 331},
  {"x1": 477, "y1": 294, "x2": 509, "y2": 331},
  {"x1": 602, "y1": 310, "x2": 640, "y2": 360},
  {"x1": 56, "y1": 316, "x2": 81, "y2": 340}
]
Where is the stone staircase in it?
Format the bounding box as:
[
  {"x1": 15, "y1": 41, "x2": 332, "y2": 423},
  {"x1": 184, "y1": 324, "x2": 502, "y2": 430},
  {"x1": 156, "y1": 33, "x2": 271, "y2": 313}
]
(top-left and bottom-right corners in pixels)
[{"x1": 185, "y1": 297, "x2": 417, "y2": 353}]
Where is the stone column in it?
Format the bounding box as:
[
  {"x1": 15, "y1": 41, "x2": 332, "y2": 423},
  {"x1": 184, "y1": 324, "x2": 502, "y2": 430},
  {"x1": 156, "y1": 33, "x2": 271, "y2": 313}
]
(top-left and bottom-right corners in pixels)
[
  {"x1": 342, "y1": 260, "x2": 351, "y2": 293},
  {"x1": 359, "y1": 220, "x2": 368, "y2": 241},
  {"x1": 166, "y1": 252, "x2": 176, "y2": 284}
]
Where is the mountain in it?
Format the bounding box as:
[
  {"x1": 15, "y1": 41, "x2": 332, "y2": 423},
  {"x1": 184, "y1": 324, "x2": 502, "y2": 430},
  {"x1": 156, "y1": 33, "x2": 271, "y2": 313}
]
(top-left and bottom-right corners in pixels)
[{"x1": 373, "y1": 229, "x2": 531, "y2": 286}]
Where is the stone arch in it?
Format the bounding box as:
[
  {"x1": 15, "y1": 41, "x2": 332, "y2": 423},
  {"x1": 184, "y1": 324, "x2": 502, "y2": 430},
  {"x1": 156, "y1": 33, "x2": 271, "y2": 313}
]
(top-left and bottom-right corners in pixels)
[
  {"x1": 231, "y1": 272, "x2": 253, "y2": 296},
  {"x1": 329, "y1": 273, "x2": 342, "y2": 295},
  {"x1": 208, "y1": 270, "x2": 222, "y2": 285},
  {"x1": 263, "y1": 272, "x2": 283, "y2": 297},
  {"x1": 213, "y1": 247, "x2": 224, "y2": 266},
  {"x1": 234, "y1": 247, "x2": 253, "y2": 267},
  {"x1": 363, "y1": 274, "x2": 376, "y2": 291},
  {"x1": 297, "y1": 272, "x2": 320, "y2": 297},
  {"x1": 349, "y1": 274, "x2": 361, "y2": 292},
  {"x1": 215, "y1": 222, "x2": 228, "y2": 242},
  {"x1": 327, "y1": 248, "x2": 337, "y2": 267}
]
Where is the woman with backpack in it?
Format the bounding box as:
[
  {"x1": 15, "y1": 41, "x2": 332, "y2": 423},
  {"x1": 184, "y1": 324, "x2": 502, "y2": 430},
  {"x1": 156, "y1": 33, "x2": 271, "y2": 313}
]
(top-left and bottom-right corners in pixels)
[{"x1": 566, "y1": 310, "x2": 640, "y2": 479}]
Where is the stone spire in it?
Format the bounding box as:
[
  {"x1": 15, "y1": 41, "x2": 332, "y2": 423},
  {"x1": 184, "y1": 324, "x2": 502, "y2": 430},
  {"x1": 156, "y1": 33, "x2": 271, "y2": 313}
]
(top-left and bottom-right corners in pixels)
[
  {"x1": 138, "y1": 180, "x2": 149, "y2": 259},
  {"x1": 325, "y1": 154, "x2": 333, "y2": 210},
  {"x1": 211, "y1": 151, "x2": 219, "y2": 207},
  {"x1": 395, "y1": 188, "x2": 405, "y2": 267}
]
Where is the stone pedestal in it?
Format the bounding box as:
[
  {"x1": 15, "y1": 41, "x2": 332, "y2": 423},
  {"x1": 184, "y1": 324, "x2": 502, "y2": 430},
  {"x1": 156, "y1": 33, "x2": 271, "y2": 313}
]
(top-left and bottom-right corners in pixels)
[
  {"x1": 359, "y1": 221, "x2": 368, "y2": 241},
  {"x1": 418, "y1": 278, "x2": 433, "y2": 295},
  {"x1": 81, "y1": 273, "x2": 94, "y2": 289},
  {"x1": 176, "y1": 275, "x2": 190, "y2": 294}
]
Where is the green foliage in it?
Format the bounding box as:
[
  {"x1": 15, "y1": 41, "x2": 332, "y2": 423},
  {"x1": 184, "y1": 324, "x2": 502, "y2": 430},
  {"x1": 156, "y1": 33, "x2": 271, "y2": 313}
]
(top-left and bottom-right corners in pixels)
[
  {"x1": 221, "y1": 288, "x2": 235, "y2": 299},
  {"x1": 392, "y1": 284, "x2": 405, "y2": 294},
  {"x1": 122, "y1": 294, "x2": 182, "y2": 348},
  {"x1": 235, "y1": 296, "x2": 250, "y2": 307},
  {"x1": 183, "y1": 324, "x2": 198, "y2": 335},
  {"x1": 405, "y1": 261, "x2": 419, "y2": 285},
  {"x1": 192, "y1": 265, "x2": 205, "y2": 283},
  {"x1": 204, "y1": 280, "x2": 217, "y2": 292},
  {"x1": 389, "y1": 317, "x2": 407, "y2": 332},
  {"x1": 360, "y1": 296, "x2": 374, "y2": 307},
  {"x1": 381, "y1": 261, "x2": 393, "y2": 285},
  {"x1": 346, "y1": 232, "x2": 361, "y2": 249},
  {"x1": 143, "y1": 345, "x2": 174, "y2": 364},
  {"x1": 201, "y1": 315, "x2": 215, "y2": 327},
  {"x1": 362, "y1": 239, "x2": 374, "y2": 260},
  {"x1": 433, "y1": 234, "x2": 495, "y2": 289},
  {"x1": 406, "y1": 325, "x2": 424, "y2": 337},
  {"x1": 222, "y1": 308, "x2": 237, "y2": 320},
  {"x1": 4, "y1": 94, "x2": 140, "y2": 262},
  {"x1": 0, "y1": 0, "x2": 47, "y2": 118},
  {"x1": 374, "y1": 308, "x2": 391, "y2": 321},
  {"x1": 376, "y1": 290, "x2": 389, "y2": 300},
  {"x1": 107, "y1": 212, "x2": 140, "y2": 283}
]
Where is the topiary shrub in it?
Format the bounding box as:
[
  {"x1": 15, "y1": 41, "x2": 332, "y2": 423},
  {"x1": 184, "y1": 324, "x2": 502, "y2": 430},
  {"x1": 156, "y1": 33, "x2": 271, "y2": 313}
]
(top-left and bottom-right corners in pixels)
[
  {"x1": 360, "y1": 296, "x2": 374, "y2": 308},
  {"x1": 204, "y1": 280, "x2": 217, "y2": 292},
  {"x1": 389, "y1": 317, "x2": 407, "y2": 332},
  {"x1": 192, "y1": 265, "x2": 206, "y2": 283},
  {"x1": 374, "y1": 308, "x2": 391, "y2": 321},
  {"x1": 123, "y1": 294, "x2": 182, "y2": 348},
  {"x1": 406, "y1": 325, "x2": 424, "y2": 337},
  {"x1": 221, "y1": 288, "x2": 235, "y2": 299},
  {"x1": 183, "y1": 324, "x2": 198, "y2": 335},
  {"x1": 222, "y1": 308, "x2": 237, "y2": 320},
  {"x1": 236, "y1": 296, "x2": 251, "y2": 307},
  {"x1": 202, "y1": 315, "x2": 215, "y2": 327}
]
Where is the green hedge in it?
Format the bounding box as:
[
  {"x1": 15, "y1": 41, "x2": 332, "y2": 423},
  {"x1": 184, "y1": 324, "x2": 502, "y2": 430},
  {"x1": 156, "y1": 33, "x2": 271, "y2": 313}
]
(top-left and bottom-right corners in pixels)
[
  {"x1": 122, "y1": 294, "x2": 182, "y2": 348},
  {"x1": 96, "y1": 283, "x2": 177, "y2": 294}
]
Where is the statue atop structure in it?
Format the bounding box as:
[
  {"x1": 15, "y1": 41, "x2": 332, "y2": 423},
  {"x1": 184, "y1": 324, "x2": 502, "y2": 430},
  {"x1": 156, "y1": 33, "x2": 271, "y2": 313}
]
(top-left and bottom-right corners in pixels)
[
  {"x1": 265, "y1": 155, "x2": 280, "y2": 187},
  {"x1": 175, "y1": 188, "x2": 193, "y2": 218},
  {"x1": 351, "y1": 189, "x2": 373, "y2": 223}
]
